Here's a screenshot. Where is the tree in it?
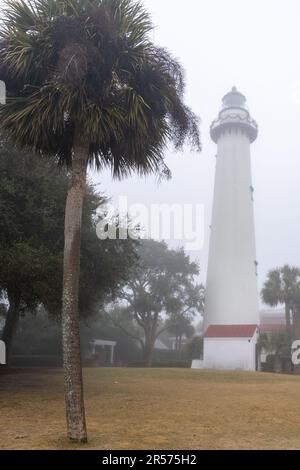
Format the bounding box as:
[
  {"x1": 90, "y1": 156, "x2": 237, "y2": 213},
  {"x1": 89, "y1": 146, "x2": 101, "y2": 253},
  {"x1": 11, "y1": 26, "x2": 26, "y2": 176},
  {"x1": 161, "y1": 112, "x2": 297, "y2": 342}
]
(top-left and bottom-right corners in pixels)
[
  {"x1": 258, "y1": 331, "x2": 292, "y2": 373},
  {"x1": 184, "y1": 336, "x2": 203, "y2": 361},
  {"x1": 0, "y1": 140, "x2": 137, "y2": 363},
  {"x1": 111, "y1": 240, "x2": 204, "y2": 367},
  {"x1": 166, "y1": 316, "x2": 195, "y2": 357},
  {"x1": 0, "y1": 0, "x2": 200, "y2": 441},
  {"x1": 0, "y1": 140, "x2": 68, "y2": 362},
  {"x1": 261, "y1": 265, "x2": 300, "y2": 333},
  {"x1": 80, "y1": 311, "x2": 143, "y2": 365}
]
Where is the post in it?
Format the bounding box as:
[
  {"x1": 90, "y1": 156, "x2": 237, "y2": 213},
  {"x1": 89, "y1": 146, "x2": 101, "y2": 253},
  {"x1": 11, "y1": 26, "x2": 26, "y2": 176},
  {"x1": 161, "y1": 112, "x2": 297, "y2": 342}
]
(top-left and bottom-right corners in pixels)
[
  {"x1": 0, "y1": 340, "x2": 6, "y2": 365},
  {"x1": 110, "y1": 345, "x2": 114, "y2": 364},
  {"x1": 0, "y1": 80, "x2": 6, "y2": 105}
]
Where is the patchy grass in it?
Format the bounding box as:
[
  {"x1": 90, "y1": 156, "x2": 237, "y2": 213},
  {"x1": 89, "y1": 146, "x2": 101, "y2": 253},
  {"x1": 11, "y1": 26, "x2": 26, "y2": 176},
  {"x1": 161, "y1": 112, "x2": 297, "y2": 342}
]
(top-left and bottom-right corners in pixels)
[{"x1": 1, "y1": 367, "x2": 300, "y2": 449}]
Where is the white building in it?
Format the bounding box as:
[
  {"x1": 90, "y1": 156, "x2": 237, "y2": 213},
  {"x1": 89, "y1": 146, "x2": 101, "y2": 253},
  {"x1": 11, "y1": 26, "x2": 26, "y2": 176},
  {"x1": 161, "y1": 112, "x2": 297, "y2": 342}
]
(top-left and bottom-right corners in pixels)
[
  {"x1": 90, "y1": 339, "x2": 116, "y2": 364},
  {"x1": 193, "y1": 87, "x2": 260, "y2": 371},
  {"x1": 203, "y1": 325, "x2": 259, "y2": 371}
]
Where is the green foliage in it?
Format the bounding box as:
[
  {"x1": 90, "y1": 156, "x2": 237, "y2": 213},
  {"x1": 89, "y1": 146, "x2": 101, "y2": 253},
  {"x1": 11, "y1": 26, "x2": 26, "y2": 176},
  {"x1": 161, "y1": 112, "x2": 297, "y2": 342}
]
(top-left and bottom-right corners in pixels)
[
  {"x1": 0, "y1": 139, "x2": 67, "y2": 313},
  {"x1": 125, "y1": 239, "x2": 204, "y2": 320},
  {"x1": 12, "y1": 308, "x2": 62, "y2": 357},
  {"x1": 0, "y1": 0, "x2": 200, "y2": 439},
  {"x1": 111, "y1": 239, "x2": 204, "y2": 364},
  {"x1": 261, "y1": 265, "x2": 300, "y2": 309},
  {"x1": 0, "y1": 301, "x2": 6, "y2": 318},
  {"x1": 0, "y1": 140, "x2": 138, "y2": 318},
  {"x1": 12, "y1": 308, "x2": 143, "y2": 365},
  {"x1": 261, "y1": 265, "x2": 300, "y2": 334},
  {"x1": 258, "y1": 331, "x2": 292, "y2": 357},
  {"x1": 0, "y1": 0, "x2": 200, "y2": 178},
  {"x1": 184, "y1": 336, "x2": 203, "y2": 360},
  {"x1": 80, "y1": 313, "x2": 143, "y2": 364}
]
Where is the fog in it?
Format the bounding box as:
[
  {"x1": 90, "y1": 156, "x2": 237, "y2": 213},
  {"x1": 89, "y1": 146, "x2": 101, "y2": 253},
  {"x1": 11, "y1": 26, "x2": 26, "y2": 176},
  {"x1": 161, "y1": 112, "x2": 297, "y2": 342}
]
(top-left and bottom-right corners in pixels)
[{"x1": 91, "y1": 0, "x2": 300, "y2": 299}]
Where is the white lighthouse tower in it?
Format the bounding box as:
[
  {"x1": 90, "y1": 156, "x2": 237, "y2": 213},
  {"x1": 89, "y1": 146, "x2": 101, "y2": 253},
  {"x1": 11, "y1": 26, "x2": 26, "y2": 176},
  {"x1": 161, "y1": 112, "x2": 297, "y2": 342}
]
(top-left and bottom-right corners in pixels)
[{"x1": 194, "y1": 88, "x2": 260, "y2": 371}]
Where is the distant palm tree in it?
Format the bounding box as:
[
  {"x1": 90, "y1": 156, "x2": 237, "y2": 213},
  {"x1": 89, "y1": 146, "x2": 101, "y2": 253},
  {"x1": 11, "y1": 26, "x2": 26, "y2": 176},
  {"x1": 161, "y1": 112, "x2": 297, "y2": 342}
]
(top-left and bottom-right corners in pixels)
[
  {"x1": 261, "y1": 265, "x2": 300, "y2": 333},
  {"x1": 0, "y1": 0, "x2": 200, "y2": 442},
  {"x1": 258, "y1": 331, "x2": 292, "y2": 373}
]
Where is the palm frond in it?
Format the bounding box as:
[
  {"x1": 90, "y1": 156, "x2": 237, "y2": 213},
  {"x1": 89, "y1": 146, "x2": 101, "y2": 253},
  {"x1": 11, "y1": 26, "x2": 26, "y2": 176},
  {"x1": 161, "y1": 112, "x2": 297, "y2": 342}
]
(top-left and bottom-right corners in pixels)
[{"x1": 0, "y1": 0, "x2": 201, "y2": 178}]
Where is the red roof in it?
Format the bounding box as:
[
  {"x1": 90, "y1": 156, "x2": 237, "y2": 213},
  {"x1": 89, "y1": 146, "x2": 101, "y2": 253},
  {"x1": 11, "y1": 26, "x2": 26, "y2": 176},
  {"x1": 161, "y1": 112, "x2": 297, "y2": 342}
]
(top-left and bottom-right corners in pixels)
[
  {"x1": 259, "y1": 324, "x2": 286, "y2": 334},
  {"x1": 204, "y1": 324, "x2": 258, "y2": 338}
]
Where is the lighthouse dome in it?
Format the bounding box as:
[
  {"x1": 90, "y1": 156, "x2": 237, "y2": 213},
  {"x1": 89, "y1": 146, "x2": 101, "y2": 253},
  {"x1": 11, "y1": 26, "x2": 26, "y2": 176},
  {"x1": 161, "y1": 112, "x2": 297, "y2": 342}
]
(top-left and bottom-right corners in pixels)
[
  {"x1": 222, "y1": 86, "x2": 246, "y2": 109},
  {"x1": 210, "y1": 87, "x2": 258, "y2": 143}
]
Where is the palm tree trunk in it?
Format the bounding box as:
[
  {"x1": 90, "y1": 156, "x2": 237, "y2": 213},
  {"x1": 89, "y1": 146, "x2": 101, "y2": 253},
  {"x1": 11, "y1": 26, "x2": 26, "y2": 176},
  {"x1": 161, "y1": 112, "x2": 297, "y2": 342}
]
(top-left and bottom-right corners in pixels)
[
  {"x1": 62, "y1": 136, "x2": 88, "y2": 443},
  {"x1": 285, "y1": 302, "x2": 292, "y2": 333},
  {"x1": 1, "y1": 292, "x2": 21, "y2": 365}
]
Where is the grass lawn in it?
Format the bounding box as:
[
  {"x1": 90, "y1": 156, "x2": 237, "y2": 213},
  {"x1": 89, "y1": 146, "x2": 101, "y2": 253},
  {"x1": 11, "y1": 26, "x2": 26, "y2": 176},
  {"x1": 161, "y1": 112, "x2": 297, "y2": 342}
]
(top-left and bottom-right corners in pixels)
[{"x1": 1, "y1": 367, "x2": 300, "y2": 450}]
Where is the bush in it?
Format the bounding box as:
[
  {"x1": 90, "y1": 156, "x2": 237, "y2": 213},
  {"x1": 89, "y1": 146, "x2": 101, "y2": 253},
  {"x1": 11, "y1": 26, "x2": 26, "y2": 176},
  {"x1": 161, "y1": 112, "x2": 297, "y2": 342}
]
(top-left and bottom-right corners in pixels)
[
  {"x1": 11, "y1": 355, "x2": 62, "y2": 367},
  {"x1": 261, "y1": 354, "x2": 292, "y2": 374},
  {"x1": 184, "y1": 336, "x2": 203, "y2": 360}
]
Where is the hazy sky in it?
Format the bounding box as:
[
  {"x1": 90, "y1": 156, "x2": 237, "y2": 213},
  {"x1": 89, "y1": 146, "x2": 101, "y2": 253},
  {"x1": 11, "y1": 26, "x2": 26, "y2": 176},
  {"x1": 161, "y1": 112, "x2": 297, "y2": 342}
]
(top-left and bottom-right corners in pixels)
[
  {"x1": 1, "y1": 0, "x2": 299, "y2": 299},
  {"x1": 91, "y1": 0, "x2": 300, "y2": 301}
]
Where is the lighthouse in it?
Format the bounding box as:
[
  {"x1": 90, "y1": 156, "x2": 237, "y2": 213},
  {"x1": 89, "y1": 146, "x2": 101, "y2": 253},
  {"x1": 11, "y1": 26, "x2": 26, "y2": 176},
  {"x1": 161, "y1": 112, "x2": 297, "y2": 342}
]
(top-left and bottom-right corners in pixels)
[{"x1": 193, "y1": 88, "x2": 260, "y2": 371}]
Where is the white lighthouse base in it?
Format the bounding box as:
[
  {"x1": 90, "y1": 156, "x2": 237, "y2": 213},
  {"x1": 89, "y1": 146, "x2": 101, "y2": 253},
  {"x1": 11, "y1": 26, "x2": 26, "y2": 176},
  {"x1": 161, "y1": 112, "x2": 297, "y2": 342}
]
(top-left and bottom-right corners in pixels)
[{"x1": 191, "y1": 325, "x2": 259, "y2": 372}]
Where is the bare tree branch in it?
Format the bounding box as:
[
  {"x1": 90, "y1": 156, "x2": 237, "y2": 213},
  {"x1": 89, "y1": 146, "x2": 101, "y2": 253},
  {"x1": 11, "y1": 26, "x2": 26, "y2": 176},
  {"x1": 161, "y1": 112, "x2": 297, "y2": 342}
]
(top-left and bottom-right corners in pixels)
[{"x1": 107, "y1": 313, "x2": 144, "y2": 350}]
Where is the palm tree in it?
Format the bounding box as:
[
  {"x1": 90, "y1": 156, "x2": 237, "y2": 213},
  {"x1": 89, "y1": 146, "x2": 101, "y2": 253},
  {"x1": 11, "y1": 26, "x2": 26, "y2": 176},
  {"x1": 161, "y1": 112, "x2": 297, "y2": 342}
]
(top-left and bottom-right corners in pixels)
[
  {"x1": 258, "y1": 331, "x2": 292, "y2": 373},
  {"x1": 0, "y1": 0, "x2": 200, "y2": 442},
  {"x1": 261, "y1": 265, "x2": 300, "y2": 334}
]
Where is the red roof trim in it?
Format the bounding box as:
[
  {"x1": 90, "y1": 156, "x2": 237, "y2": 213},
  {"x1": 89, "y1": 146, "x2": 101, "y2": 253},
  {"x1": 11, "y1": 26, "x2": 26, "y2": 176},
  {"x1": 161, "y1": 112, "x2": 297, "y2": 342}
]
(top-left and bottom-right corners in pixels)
[{"x1": 204, "y1": 324, "x2": 258, "y2": 338}]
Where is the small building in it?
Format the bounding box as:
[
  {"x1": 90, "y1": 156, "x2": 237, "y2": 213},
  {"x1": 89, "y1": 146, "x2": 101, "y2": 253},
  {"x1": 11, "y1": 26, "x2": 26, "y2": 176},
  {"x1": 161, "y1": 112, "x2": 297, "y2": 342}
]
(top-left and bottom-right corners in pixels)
[
  {"x1": 192, "y1": 324, "x2": 259, "y2": 371},
  {"x1": 90, "y1": 339, "x2": 116, "y2": 365}
]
